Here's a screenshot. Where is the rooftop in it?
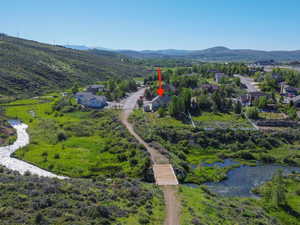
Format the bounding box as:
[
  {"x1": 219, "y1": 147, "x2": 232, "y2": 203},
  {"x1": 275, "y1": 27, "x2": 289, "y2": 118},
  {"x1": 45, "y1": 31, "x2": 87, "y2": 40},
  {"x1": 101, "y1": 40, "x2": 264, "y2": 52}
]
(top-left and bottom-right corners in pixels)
[{"x1": 88, "y1": 84, "x2": 105, "y2": 88}]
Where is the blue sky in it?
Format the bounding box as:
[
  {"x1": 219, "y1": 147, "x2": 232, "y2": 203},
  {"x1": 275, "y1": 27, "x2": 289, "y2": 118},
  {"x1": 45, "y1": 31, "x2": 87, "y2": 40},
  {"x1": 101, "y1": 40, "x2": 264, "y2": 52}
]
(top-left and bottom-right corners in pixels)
[{"x1": 1, "y1": 0, "x2": 300, "y2": 50}]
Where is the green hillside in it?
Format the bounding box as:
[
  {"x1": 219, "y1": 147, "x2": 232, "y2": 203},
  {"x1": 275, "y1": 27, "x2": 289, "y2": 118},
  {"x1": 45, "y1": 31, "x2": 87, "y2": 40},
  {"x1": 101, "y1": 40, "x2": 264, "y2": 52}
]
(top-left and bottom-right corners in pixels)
[
  {"x1": 0, "y1": 34, "x2": 145, "y2": 97},
  {"x1": 0, "y1": 165, "x2": 164, "y2": 225}
]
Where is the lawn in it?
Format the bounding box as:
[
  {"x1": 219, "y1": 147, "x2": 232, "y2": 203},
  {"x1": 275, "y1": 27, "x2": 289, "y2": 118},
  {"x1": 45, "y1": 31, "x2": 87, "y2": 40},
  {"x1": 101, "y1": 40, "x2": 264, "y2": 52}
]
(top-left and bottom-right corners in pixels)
[
  {"x1": 4, "y1": 99, "x2": 150, "y2": 178},
  {"x1": 259, "y1": 112, "x2": 287, "y2": 120},
  {"x1": 130, "y1": 109, "x2": 191, "y2": 129},
  {"x1": 193, "y1": 112, "x2": 253, "y2": 129},
  {"x1": 0, "y1": 98, "x2": 42, "y2": 106},
  {"x1": 0, "y1": 95, "x2": 16, "y2": 104},
  {"x1": 133, "y1": 77, "x2": 145, "y2": 83}
]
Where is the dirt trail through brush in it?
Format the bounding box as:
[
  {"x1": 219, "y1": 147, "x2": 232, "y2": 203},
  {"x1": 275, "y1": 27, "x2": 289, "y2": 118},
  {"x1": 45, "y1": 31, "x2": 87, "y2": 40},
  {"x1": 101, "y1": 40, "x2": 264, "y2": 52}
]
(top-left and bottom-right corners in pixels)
[{"x1": 120, "y1": 88, "x2": 180, "y2": 225}]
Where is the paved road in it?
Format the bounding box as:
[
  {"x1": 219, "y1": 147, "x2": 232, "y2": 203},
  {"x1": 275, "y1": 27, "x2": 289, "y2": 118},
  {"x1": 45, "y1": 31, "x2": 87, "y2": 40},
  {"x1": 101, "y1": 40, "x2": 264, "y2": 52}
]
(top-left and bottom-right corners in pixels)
[
  {"x1": 120, "y1": 88, "x2": 180, "y2": 225},
  {"x1": 0, "y1": 120, "x2": 66, "y2": 179},
  {"x1": 235, "y1": 75, "x2": 260, "y2": 92}
]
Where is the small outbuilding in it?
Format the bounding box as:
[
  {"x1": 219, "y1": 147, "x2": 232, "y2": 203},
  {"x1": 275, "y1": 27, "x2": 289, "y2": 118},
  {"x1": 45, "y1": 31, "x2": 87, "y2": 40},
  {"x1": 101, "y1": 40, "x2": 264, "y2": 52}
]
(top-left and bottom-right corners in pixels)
[{"x1": 86, "y1": 85, "x2": 105, "y2": 94}]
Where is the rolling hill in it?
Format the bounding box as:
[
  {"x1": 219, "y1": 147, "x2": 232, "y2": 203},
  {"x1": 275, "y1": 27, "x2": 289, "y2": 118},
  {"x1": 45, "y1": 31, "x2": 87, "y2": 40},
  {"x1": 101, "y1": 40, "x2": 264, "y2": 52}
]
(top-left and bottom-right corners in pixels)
[
  {"x1": 115, "y1": 47, "x2": 300, "y2": 62},
  {"x1": 0, "y1": 34, "x2": 146, "y2": 97},
  {"x1": 65, "y1": 45, "x2": 300, "y2": 62}
]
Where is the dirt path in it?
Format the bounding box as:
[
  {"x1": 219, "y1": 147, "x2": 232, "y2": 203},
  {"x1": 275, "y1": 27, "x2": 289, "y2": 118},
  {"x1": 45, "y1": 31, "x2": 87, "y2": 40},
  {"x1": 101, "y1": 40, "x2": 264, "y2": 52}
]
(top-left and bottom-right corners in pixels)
[
  {"x1": 162, "y1": 186, "x2": 180, "y2": 225},
  {"x1": 120, "y1": 88, "x2": 180, "y2": 225}
]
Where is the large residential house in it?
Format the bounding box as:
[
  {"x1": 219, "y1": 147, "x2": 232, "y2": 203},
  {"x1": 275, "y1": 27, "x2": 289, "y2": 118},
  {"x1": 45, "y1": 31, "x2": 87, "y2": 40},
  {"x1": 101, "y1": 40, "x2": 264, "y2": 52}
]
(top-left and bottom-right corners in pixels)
[
  {"x1": 215, "y1": 73, "x2": 227, "y2": 83},
  {"x1": 75, "y1": 92, "x2": 107, "y2": 109},
  {"x1": 239, "y1": 91, "x2": 269, "y2": 106},
  {"x1": 144, "y1": 95, "x2": 171, "y2": 112},
  {"x1": 86, "y1": 85, "x2": 105, "y2": 94},
  {"x1": 280, "y1": 83, "x2": 300, "y2": 97}
]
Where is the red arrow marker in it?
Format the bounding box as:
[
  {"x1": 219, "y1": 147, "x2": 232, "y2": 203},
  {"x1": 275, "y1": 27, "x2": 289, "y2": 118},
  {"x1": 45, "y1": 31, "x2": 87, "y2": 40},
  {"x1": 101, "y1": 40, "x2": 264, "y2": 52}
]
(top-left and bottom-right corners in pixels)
[{"x1": 156, "y1": 68, "x2": 164, "y2": 96}]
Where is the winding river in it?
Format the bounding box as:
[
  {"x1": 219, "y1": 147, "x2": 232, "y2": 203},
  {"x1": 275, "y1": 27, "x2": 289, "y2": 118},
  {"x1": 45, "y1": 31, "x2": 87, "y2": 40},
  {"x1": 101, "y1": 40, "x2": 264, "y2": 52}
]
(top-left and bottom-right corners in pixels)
[{"x1": 0, "y1": 120, "x2": 66, "y2": 179}]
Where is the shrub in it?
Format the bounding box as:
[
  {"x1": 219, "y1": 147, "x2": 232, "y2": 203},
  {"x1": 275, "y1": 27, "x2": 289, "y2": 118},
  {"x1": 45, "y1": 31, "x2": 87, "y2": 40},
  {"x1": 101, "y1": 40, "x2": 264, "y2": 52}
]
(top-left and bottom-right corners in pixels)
[
  {"x1": 117, "y1": 154, "x2": 127, "y2": 162},
  {"x1": 260, "y1": 154, "x2": 276, "y2": 163},
  {"x1": 130, "y1": 159, "x2": 138, "y2": 166},
  {"x1": 48, "y1": 164, "x2": 54, "y2": 170},
  {"x1": 57, "y1": 131, "x2": 67, "y2": 142},
  {"x1": 96, "y1": 206, "x2": 111, "y2": 218},
  {"x1": 35, "y1": 213, "x2": 44, "y2": 224},
  {"x1": 239, "y1": 151, "x2": 256, "y2": 160},
  {"x1": 138, "y1": 216, "x2": 150, "y2": 225},
  {"x1": 24, "y1": 171, "x2": 31, "y2": 176},
  {"x1": 61, "y1": 106, "x2": 76, "y2": 113}
]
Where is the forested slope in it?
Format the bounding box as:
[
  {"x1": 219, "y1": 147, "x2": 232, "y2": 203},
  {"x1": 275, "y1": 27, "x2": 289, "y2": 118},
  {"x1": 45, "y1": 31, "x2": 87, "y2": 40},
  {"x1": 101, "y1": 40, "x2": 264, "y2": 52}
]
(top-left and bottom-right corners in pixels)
[{"x1": 0, "y1": 34, "x2": 145, "y2": 97}]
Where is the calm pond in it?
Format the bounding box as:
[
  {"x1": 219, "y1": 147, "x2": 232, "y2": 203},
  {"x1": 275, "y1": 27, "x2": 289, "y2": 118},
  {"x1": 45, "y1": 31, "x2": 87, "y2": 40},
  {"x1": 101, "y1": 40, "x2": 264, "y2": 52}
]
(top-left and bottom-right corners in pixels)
[{"x1": 188, "y1": 159, "x2": 300, "y2": 197}]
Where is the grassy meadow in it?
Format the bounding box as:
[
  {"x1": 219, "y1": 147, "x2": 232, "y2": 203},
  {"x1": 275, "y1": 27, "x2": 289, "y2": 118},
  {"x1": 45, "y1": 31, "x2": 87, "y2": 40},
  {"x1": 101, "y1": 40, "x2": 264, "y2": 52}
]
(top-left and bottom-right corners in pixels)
[
  {"x1": 193, "y1": 112, "x2": 253, "y2": 129},
  {"x1": 4, "y1": 98, "x2": 150, "y2": 179}
]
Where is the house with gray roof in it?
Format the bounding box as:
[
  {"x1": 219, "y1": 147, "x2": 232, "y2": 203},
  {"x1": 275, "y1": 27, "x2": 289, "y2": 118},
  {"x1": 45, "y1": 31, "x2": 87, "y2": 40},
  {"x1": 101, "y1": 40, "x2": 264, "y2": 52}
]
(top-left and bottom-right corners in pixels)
[{"x1": 75, "y1": 92, "x2": 107, "y2": 109}]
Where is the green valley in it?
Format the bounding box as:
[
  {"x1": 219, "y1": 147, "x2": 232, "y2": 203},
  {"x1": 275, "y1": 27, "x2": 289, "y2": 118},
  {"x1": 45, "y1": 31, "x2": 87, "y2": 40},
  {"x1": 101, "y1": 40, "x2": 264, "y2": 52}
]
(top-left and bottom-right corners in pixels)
[{"x1": 4, "y1": 97, "x2": 150, "y2": 179}]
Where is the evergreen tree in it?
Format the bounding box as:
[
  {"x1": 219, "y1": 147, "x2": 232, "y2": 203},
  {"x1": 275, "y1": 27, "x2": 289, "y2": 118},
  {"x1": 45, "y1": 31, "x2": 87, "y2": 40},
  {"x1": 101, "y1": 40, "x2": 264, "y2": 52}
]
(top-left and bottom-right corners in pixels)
[
  {"x1": 72, "y1": 83, "x2": 79, "y2": 94},
  {"x1": 181, "y1": 88, "x2": 192, "y2": 112},
  {"x1": 234, "y1": 101, "x2": 242, "y2": 114},
  {"x1": 144, "y1": 89, "x2": 152, "y2": 100},
  {"x1": 271, "y1": 170, "x2": 286, "y2": 208},
  {"x1": 168, "y1": 96, "x2": 178, "y2": 117},
  {"x1": 137, "y1": 98, "x2": 143, "y2": 108}
]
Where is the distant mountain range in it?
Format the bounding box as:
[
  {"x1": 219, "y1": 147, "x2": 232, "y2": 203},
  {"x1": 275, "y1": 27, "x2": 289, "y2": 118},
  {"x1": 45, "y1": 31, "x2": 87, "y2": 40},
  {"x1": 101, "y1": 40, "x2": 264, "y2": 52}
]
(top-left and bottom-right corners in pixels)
[
  {"x1": 64, "y1": 45, "x2": 111, "y2": 51},
  {"x1": 65, "y1": 45, "x2": 300, "y2": 62}
]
